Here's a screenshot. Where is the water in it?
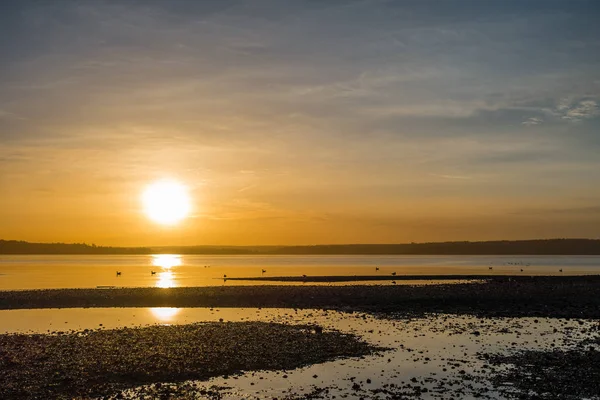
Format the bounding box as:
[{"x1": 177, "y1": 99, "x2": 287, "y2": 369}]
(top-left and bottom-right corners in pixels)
[
  {"x1": 0, "y1": 254, "x2": 599, "y2": 290},
  {"x1": 1, "y1": 307, "x2": 597, "y2": 399}
]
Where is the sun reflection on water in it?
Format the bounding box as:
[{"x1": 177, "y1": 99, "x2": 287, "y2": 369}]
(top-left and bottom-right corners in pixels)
[
  {"x1": 149, "y1": 307, "x2": 181, "y2": 322},
  {"x1": 152, "y1": 254, "x2": 182, "y2": 269},
  {"x1": 156, "y1": 271, "x2": 175, "y2": 288},
  {"x1": 152, "y1": 255, "x2": 181, "y2": 288}
]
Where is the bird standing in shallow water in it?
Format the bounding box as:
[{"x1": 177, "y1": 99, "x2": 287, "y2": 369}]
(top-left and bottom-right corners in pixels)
[
  {"x1": 375, "y1": 267, "x2": 379, "y2": 271},
  {"x1": 116, "y1": 271, "x2": 121, "y2": 276},
  {"x1": 151, "y1": 271, "x2": 156, "y2": 275}
]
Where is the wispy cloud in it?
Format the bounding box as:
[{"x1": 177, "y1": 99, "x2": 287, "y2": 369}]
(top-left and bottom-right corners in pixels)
[
  {"x1": 430, "y1": 174, "x2": 472, "y2": 180},
  {"x1": 522, "y1": 117, "x2": 543, "y2": 126},
  {"x1": 238, "y1": 184, "x2": 257, "y2": 192},
  {"x1": 0, "y1": 110, "x2": 26, "y2": 120},
  {"x1": 1, "y1": 0, "x2": 600, "y2": 244},
  {"x1": 513, "y1": 206, "x2": 600, "y2": 216},
  {"x1": 554, "y1": 98, "x2": 600, "y2": 122}
]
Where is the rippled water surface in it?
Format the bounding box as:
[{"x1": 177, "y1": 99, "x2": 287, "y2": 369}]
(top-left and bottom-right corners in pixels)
[{"x1": 1, "y1": 254, "x2": 599, "y2": 290}]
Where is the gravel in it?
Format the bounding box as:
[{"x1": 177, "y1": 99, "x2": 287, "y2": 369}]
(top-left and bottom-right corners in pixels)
[{"x1": 0, "y1": 322, "x2": 380, "y2": 400}]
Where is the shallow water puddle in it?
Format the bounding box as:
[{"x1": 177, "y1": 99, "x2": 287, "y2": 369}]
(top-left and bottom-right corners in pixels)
[{"x1": 1, "y1": 308, "x2": 598, "y2": 399}]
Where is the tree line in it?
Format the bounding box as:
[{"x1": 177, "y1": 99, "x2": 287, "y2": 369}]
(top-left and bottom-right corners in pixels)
[{"x1": 2, "y1": 239, "x2": 600, "y2": 255}]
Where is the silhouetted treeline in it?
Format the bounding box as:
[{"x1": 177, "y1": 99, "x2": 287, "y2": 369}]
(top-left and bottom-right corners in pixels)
[
  {"x1": 0, "y1": 240, "x2": 152, "y2": 255},
  {"x1": 266, "y1": 239, "x2": 600, "y2": 255},
  {"x1": 2, "y1": 239, "x2": 600, "y2": 255},
  {"x1": 151, "y1": 246, "x2": 258, "y2": 255}
]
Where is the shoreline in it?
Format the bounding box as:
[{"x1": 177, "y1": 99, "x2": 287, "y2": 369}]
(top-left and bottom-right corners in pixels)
[{"x1": 2, "y1": 276, "x2": 600, "y2": 318}]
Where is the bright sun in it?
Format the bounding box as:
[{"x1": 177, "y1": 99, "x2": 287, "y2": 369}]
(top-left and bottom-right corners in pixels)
[{"x1": 142, "y1": 180, "x2": 191, "y2": 225}]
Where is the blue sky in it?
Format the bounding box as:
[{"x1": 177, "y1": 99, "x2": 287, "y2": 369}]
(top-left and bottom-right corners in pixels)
[{"x1": 1, "y1": 0, "x2": 599, "y2": 245}]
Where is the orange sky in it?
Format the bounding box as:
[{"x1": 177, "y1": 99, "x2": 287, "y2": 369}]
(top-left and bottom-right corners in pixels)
[{"x1": 1, "y1": 1, "x2": 599, "y2": 245}]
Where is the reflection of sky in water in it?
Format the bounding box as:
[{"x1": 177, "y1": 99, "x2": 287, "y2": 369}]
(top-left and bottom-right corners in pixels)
[
  {"x1": 1, "y1": 308, "x2": 596, "y2": 399},
  {"x1": 2, "y1": 255, "x2": 599, "y2": 290},
  {"x1": 149, "y1": 307, "x2": 180, "y2": 322}
]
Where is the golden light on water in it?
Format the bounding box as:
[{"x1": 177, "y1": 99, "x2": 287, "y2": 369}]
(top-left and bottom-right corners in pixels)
[
  {"x1": 149, "y1": 307, "x2": 181, "y2": 322},
  {"x1": 152, "y1": 255, "x2": 181, "y2": 288},
  {"x1": 152, "y1": 254, "x2": 182, "y2": 269},
  {"x1": 156, "y1": 271, "x2": 175, "y2": 288},
  {"x1": 142, "y1": 180, "x2": 191, "y2": 225}
]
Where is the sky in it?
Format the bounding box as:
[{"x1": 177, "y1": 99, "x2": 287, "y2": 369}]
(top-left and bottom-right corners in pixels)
[{"x1": 1, "y1": 0, "x2": 599, "y2": 246}]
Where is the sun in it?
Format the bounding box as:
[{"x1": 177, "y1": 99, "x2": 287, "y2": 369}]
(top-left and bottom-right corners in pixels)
[{"x1": 142, "y1": 180, "x2": 191, "y2": 225}]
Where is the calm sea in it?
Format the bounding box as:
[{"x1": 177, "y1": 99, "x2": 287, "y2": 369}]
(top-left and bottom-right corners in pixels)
[{"x1": 0, "y1": 254, "x2": 599, "y2": 290}]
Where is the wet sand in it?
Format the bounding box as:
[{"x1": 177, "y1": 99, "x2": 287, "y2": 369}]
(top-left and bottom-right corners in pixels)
[
  {"x1": 2, "y1": 276, "x2": 600, "y2": 318},
  {"x1": 0, "y1": 321, "x2": 378, "y2": 400}
]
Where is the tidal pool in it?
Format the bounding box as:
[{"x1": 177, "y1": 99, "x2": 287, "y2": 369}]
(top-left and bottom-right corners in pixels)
[{"x1": 1, "y1": 308, "x2": 597, "y2": 399}]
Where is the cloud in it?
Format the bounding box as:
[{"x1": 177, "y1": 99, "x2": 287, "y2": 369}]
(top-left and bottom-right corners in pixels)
[
  {"x1": 430, "y1": 174, "x2": 472, "y2": 180},
  {"x1": 555, "y1": 98, "x2": 600, "y2": 122},
  {"x1": 0, "y1": 110, "x2": 26, "y2": 121},
  {"x1": 512, "y1": 206, "x2": 600, "y2": 216},
  {"x1": 1, "y1": 0, "x2": 600, "y2": 244},
  {"x1": 522, "y1": 117, "x2": 543, "y2": 126}
]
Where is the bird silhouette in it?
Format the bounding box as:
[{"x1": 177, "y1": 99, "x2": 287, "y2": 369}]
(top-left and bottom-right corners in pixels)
[
  {"x1": 261, "y1": 269, "x2": 266, "y2": 274},
  {"x1": 116, "y1": 271, "x2": 121, "y2": 276},
  {"x1": 391, "y1": 280, "x2": 396, "y2": 285},
  {"x1": 375, "y1": 267, "x2": 380, "y2": 271},
  {"x1": 489, "y1": 267, "x2": 493, "y2": 270},
  {"x1": 151, "y1": 271, "x2": 156, "y2": 275},
  {"x1": 559, "y1": 269, "x2": 563, "y2": 272},
  {"x1": 391, "y1": 272, "x2": 396, "y2": 276}
]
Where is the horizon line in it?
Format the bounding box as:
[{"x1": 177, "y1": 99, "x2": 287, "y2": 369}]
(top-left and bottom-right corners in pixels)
[{"x1": 2, "y1": 237, "x2": 600, "y2": 248}]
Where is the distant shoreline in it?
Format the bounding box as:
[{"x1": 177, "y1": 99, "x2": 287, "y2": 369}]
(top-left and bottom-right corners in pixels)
[{"x1": 2, "y1": 238, "x2": 600, "y2": 255}]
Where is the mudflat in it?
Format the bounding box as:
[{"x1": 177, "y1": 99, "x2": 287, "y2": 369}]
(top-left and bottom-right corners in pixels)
[{"x1": 2, "y1": 276, "x2": 600, "y2": 318}]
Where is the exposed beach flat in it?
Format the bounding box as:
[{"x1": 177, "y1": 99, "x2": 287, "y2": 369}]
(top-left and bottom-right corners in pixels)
[
  {"x1": 0, "y1": 321, "x2": 378, "y2": 399},
  {"x1": 2, "y1": 276, "x2": 600, "y2": 318},
  {"x1": 2, "y1": 277, "x2": 600, "y2": 399}
]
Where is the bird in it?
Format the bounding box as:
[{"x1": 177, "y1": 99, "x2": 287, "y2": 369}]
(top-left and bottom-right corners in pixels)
[
  {"x1": 489, "y1": 267, "x2": 493, "y2": 270},
  {"x1": 223, "y1": 274, "x2": 227, "y2": 278},
  {"x1": 151, "y1": 271, "x2": 156, "y2": 275},
  {"x1": 520, "y1": 269, "x2": 523, "y2": 272},
  {"x1": 261, "y1": 269, "x2": 266, "y2": 274},
  {"x1": 375, "y1": 267, "x2": 380, "y2": 271},
  {"x1": 559, "y1": 269, "x2": 563, "y2": 273},
  {"x1": 391, "y1": 272, "x2": 396, "y2": 276},
  {"x1": 391, "y1": 280, "x2": 396, "y2": 285},
  {"x1": 116, "y1": 271, "x2": 121, "y2": 276}
]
